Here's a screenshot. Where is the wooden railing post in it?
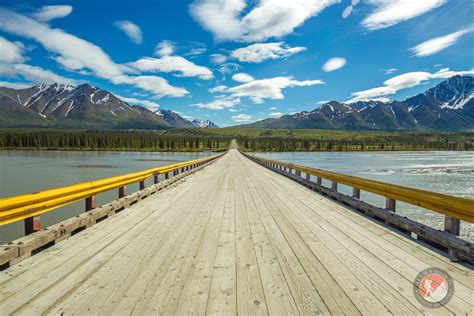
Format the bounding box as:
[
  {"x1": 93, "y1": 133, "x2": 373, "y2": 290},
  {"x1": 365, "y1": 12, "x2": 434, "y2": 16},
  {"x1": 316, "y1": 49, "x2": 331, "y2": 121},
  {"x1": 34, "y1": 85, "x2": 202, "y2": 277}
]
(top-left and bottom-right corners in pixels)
[
  {"x1": 85, "y1": 196, "x2": 97, "y2": 211},
  {"x1": 154, "y1": 173, "x2": 160, "y2": 184},
  {"x1": 317, "y1": 177, "x2": 322, "y2": 186},
  {"x1": 331, "y1": 181, "x2": 338, "y2": 191},
  {"x1": 444, "y1": 216, "x2": 461, "y2": 258},
  {"x1": 306, "y1": 173, "x2": 310, "y2": 181},
  {"x1": 139, "y1": 180, "x2": 146, "y2": 190},
  {"x1": 119, "y1": 186, "x2": 127, "y2": 198},
  {"x1": 24, "y1": 216, "x2": 41, "y2": 235},
  {"x1": 165, "y1": 172, "x2": 169, "y2": 180},
  {"x1": 352, "y1": 188, "x2": 360, "y2": 199},
  {"x1": 444, "y1": 216, "x2": 460, "y2": 236},
  {"x1": 386, "y1": 198, "x2": 396, "y2": 212}
]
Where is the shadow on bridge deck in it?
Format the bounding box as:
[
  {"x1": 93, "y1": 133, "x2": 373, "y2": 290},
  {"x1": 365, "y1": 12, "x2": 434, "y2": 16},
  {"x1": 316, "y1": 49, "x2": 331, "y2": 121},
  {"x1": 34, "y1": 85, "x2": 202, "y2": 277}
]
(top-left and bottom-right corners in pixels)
[{"x1": 0, "y1": 149, "x2": 472, "y2": 315}]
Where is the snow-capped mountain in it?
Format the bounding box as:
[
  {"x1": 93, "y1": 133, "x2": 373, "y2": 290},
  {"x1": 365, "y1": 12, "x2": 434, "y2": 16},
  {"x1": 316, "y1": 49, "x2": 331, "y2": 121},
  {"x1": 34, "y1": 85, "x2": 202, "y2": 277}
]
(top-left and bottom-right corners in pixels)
[
  {"x1": 191, "y1": 119, "x2": 219, "y2": 128},
  {"x1": 0, "y1": 83, "x2": 194, "y2": 129},
  {"x1": 243, "y1": 75, "x2": 474, "y2": 131}
]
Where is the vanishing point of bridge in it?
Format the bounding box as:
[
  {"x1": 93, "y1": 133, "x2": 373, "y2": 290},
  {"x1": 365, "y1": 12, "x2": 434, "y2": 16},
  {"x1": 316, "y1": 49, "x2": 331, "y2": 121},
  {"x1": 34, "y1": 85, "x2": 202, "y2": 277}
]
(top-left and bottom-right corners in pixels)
[{"x1": 0, "y1": 148, "x2": 473, "y2": 314}]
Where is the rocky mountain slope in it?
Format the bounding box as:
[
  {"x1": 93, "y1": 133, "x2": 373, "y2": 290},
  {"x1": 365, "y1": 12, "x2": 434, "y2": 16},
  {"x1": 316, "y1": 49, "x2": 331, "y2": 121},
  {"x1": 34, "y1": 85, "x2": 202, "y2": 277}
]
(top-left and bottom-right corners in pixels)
[
  {"x1": 191, "y1": 119, "x2": 219, "y2": 128},
  {"x1": 0, "y1": 83, "x2": 214, "y2": 129},
  {"x1": 243, "y1": 75, "x2": 473, "y2": 131}
]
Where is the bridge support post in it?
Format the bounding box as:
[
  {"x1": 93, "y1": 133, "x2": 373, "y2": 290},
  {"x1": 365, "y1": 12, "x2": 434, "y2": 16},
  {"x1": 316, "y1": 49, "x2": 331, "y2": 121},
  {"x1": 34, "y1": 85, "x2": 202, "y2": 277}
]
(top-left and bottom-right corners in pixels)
[
  {"x1": 24, "y1": 216, "x2": 41, "y2": 235},
  {"x1": 306, "y1": 173, "x2": 310, "y2": 181},
  {"x1": 352, "y1": 188, "x2": 360, "y2": 199},
  {"x1": 85, "y1": 196, "x2": 97, "y2": 211},
  {"x1": 154, "y1": 173, "x2": 160, "y2": 184},
  {"x1": 139, "y1": 180, "x2": 146, "y2": 190},
  {"x1": 165, "y1": 172, "x2": 169, "y2": 180},
  {"x1": 331, "y1": 181, "x2": 338, "y2": 191},
  {"x1": 444, "y1": 216, "x2": 460, "y2": 236},
  {"x1": 119, "y1": 186, "x2": 127, "y2": 198},
  {"x1": 444, "y1": 216, "x2": 461, "y2": 259},
  {"x1": 317, "y1": 177, "x2": 322, "y2": 186},
  {"x1": 385, "y1": 198, "x2": 396, "y2": 212}
]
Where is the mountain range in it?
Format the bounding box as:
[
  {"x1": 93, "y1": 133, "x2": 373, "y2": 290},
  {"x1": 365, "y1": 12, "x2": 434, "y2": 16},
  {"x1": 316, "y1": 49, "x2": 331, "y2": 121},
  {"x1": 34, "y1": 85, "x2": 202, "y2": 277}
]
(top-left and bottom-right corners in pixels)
[
  {"x1": 0, "y1": 83, "x2": 218, "y2": 129},
  {"x1": 242, "y1": 75, "x2": 474, "y2": 131}
]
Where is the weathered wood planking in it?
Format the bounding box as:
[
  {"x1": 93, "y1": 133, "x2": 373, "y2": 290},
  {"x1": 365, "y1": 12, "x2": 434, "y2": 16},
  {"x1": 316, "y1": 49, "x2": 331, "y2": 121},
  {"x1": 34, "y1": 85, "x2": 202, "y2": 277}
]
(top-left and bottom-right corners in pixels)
[{"x1": 0, "y1": 149, "x2": 472, "y2": 315}]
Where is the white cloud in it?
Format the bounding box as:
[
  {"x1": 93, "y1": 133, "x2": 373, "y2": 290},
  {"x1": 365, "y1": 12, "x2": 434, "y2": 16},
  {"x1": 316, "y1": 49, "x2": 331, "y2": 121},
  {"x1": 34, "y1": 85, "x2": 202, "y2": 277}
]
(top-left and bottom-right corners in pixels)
[
  {"x1": 322, "y1": 57, "x2": 346, "y2": 72},
  {"x1": 346, "y1": 68, "x2": 474, "y2": 102},
  {"x1": 115, "y1": 20, "x2": 143, "y2": 44},
  {"x1": 117, "y1": 95, "x2": 160, "y2": 110},
  {"x1": 210, "y1": 53, "x2": 228, "y2": 64},
  {"x1": 269, "y1": 106, "x2": 277, "y2": 110},
  {"x1": 209, "y1": 85, "x2": 228, "y2": 93},
  {"x1": 269, "y1": 112, "x2": 283, "y2": 117},
  {"x1": 229, "y1": 108, "x2": 241, "y2": 112},
  {"x1": 0, "y1": 63, "x2": 77, "y2": 85},
  {"x1": 112, "y1": 75, "x2": 189, "y2": 98},
  {"x1": 31, "y1": 5, "x2": 73, "y2": 22},
  {"x1": 192, "y1": 97, "x2": 241, "y2": 110},
  {"x1": 411, "y1": 27, "x2": 474, "y2": 57},
  {"x1": 189, "y1": 0, "x2": 338, "y2": 42},
  {"x1": 232, "y1": 72, "x2": 254, "y2": 83},
  {"x1": 342, "y1": 0, "x2": 360, "y2": 18},
  {"x1": 231, "y1": 42, "x2": 306, "y2": 63},
  {"x1": 0, "y1": 8, "x2": 123, "y2": 79},
  {"x1": 0, "y1": 81, "x2": 35, "y2": 89},
  {"x1": 317, "y1": 100, "x2": 329, "y2": 104},
  {"x1": 228, "y1": 76, "x2": 324, "y2": 103},
  {"x1": 232, "y1": 113, "x2": 252, "y2": 122},
  {"x1": 217, "y1": 63, "x2": 241, "y2": 74},
  {"x1": 430, "y1": 67, "x2": 474, "y2": 79},
  {"x1": 185, "y1": 47, "x2": 206, "y2": 57},
  {"x1": 384, "y1": 68, "x2": 398, "y2": 75},
  {"x1": 0, "y1": 36, "x2": 25, "y2": 63},
  {"x1": 362, "y1": 0, "x2": 447, "y2": 30},
  {"x1": 129, "y1": 56, "x2": 213, "y2": 79},
  {"x1": 155, "y1": 40, "x2": 175, "y2": 56}
]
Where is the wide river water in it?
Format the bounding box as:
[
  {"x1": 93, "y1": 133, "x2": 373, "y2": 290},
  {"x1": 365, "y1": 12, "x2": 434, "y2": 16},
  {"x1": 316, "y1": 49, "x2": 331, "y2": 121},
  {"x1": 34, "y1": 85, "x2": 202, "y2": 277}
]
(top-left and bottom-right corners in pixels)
[{"x1": 0, "y1": 150, "x2": 472, "y2": 243}]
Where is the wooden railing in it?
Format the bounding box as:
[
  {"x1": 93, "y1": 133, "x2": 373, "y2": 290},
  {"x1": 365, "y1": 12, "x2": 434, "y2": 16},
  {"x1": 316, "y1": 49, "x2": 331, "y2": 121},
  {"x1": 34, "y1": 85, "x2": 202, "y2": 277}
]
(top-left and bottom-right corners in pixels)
[
  {"x1": 243, "y1": 153, "x2": 474, "y2": 261},
  {"x1": 0, "y1": 152, "x2": 224, "y2": 234}
]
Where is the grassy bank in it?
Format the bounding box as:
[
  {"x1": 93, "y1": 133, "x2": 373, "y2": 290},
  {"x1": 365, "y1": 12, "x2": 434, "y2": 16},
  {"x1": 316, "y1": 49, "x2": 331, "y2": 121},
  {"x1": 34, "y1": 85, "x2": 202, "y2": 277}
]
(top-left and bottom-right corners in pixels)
[{"x1": 0, "y1": 129, "x2": 473, "y2": 152}]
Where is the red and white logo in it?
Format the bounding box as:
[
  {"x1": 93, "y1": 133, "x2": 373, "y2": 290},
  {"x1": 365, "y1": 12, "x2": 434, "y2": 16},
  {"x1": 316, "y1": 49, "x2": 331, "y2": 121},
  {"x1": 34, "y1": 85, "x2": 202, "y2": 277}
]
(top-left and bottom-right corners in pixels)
[{"x1": 414, "y1": 267, "x2": 454, "y2": 308}]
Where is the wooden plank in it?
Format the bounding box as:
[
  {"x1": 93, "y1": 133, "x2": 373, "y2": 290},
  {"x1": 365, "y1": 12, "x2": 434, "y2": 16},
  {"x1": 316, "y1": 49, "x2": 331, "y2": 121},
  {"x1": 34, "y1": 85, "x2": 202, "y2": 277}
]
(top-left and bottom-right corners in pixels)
[
  {"x1": 234, "y1": 165, "x2": 269, "y2": 316},
  {"x1": 174, "y1": 173, "x2": 229, "y2": 314},
  {"x1": 240, "y1": 175, "x2": 299, "y2": 315},
  {"x1": 206, "y1": 174, "x2": 237, "y2": 314}
]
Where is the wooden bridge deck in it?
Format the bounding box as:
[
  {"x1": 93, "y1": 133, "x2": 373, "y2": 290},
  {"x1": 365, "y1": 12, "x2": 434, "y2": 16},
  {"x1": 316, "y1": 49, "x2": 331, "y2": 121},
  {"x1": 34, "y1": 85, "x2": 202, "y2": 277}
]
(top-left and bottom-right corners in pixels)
[{"x1": 0, "y1": 149, "x2": 472, "y2": 315}]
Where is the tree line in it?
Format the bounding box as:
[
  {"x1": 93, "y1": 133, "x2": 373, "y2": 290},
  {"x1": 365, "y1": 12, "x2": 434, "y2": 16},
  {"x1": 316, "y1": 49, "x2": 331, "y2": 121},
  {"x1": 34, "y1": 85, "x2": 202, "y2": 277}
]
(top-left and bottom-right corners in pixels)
[
  {"x1": 0, "y1": 131, "x2": 230, "y2": 151},
  {"x1": 0, "y1": 130, "x2": 472, "y2": 152}
]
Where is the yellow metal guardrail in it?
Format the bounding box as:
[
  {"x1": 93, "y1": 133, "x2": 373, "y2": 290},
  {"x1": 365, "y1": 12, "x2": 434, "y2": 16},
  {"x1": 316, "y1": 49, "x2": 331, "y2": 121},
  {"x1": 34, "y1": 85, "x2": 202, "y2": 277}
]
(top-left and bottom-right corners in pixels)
[
  {"x1": 0, "y1": 152, "x2": 224, "y2": 226},
  {"x1": 245, "y1": 154, "x2": 474, "y2": 223}
]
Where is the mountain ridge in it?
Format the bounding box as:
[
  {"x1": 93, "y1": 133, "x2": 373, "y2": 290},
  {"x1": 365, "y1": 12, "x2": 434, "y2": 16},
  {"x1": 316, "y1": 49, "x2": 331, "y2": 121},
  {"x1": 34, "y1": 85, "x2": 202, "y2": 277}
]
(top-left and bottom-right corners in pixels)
[
  {"x1": 0, "y1": 83, "x2": 218, "y2": 129},
  {"x1": 240, "y1": 75, "x2": 473, "y2": 131}
]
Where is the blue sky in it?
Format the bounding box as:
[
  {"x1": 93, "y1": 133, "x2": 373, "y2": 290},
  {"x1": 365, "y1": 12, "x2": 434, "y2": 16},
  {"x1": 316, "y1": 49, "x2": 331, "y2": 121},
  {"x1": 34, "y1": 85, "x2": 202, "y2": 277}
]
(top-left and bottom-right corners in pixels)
[{"x1": 0, "y1": 0, "x2": 473, "y2": 126}]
